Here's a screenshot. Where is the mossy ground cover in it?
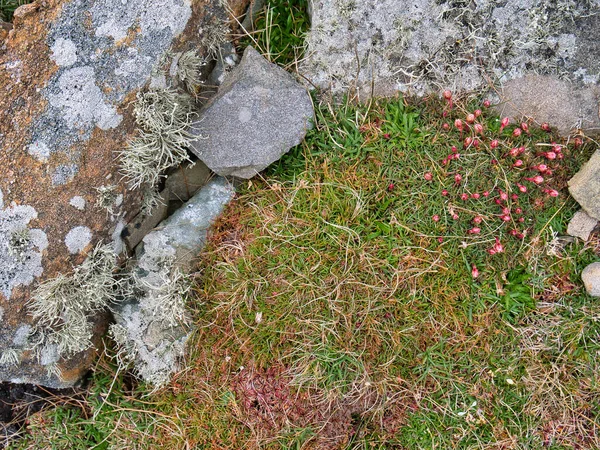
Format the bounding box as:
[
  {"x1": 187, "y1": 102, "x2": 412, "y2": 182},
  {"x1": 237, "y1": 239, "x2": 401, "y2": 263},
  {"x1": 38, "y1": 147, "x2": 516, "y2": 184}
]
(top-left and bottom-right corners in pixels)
[{"x1": 12, "y1": 92, "x2": 600, "y2": 449}]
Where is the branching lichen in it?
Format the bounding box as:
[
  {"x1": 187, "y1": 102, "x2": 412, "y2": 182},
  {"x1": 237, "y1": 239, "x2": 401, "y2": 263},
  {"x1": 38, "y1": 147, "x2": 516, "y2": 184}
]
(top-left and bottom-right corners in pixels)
[
  {"x1": 119, "y1": 88, "x2": 196, "y2": 190},
  {"x1": 198, "y1": 18, "x2": 230, "y2": 59},
  {"x1": 26, "y1": 242, "x2": 121, "y2": 370},
  {"x1": 141, "y1": 185, "x2": 165, "y2": 217},
  {"x1": 176, "y1": 50, "x2": 208, "y2": 94},
  {"x1": 95, "y1": 185, "x2": 118, "y2": 216},
  {"x1": 0, "y1": 348, "x2": 21, "y2": 367}
]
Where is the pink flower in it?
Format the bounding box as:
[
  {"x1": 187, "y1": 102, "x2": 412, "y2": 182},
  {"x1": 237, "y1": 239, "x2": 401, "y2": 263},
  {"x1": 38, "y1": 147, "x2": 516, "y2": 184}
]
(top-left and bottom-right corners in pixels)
[
  {"x1": 455, "y1": 119, "x2": 463, "y2": 131},
  {"x1": 461, "y1": 193, "x2": 469, "y2": 201},
  {"x1": 516, "y1": 232, "x2": 525, "y2": 239},
  {"x1": 471, "y1": 193, "x2": 480, "y2": 199},
  {"x1": 454, "y1": 173, "x2": 463, "y2": 183},
  {"x1": 383, "y1": 133, "x2": 391, "y2": 139},
  {"x1": 498, "y1": 189, "x2": 508, "y2": 201},
  {"x1": 473, "y1": 139, "x2": 480, "y2": 148},
  {"x1": 483, "y1": 191, "x2": 490, "y2": 197},
  {"x1": 574, "y1": 138, "x2": 583, "y2": 148},
  {"x1": 442, "y1": 123, "x2": 450, "y2": 130},
  {"x1": 501, "y1": 214, "x2": 511, "y2": 222},
  {"x1": 518, "y1": 146, "x2": 526, "y2": 155},
  {"x1": 513, "y1": 159, "x2": 523, "y2": 167},
  {"x1": 518, "y1": 217, "x2": 525, "y2": 223},
  {"x1": 451, "y1": 145, "x2": 458, "y2": 154},
  {"x1": 474, "y1": 109, "x2": 482, "y2": 118},
  {"x1": 388, "y1": 183, "x2": 395, "y2": 191},
  {"x1": 464, "y1": 137, "x2": 473, "y2": 147},
  {"x1": 543, "y1": 151, "x2": 557, "y2": 160},
  {"x1": 510, "y1": 229, "x2": 518, "y2": 236},
  {"x1": 443, "y1": 90, "x2": 452, "y2": 100},
  {"x1": 521, "y1": 123, "x2": 529, "y2": 133},
  {"x1": 483, "y1": 100, "x2": 491, "y2": 108},
  {"x1": 424, "y1": 172, "x2": 433, "y2": 181},
  {"x1": 441, "y1": 189, "x2": 449, "y2": 196},
  {"x1": 452, "y1": 213, "x2": 460, "y2": 220},
  {"x1": 466, "y1": 113, "x2": 476, "y2": 124},
  {"x1": 473, "y1": 216, "x2": 482, "y2": 224},
  {"x1": 500, "y1": 117, "x2": 510, "y2": 131},
  {"x1": 438, "y1": 237, "x2": 444, "y2": 243},
  {"x1": 515, "y1": 207, "x2": 523, "y2": 214},
  {"x1": 544, "y1": 188, "x2": 559, "y2": 197},
  {"x1": 490, "y1": 139, "x2": 499, "y2": 149},
  {"x1": 471, "y1": 265, "x2": 479, "y2": 278},
  {"x1": 494, "y1": 198, "x2": 503, "y2": 206},
  {"x1": 502, "y1": 207, "x2": 510, "y2": 215},
  {"x1": 509, "y1": 147, "x2": 520, "y2": 157},
  {"x1": 487, "y1": 248, "x2": 496, "y2": 255},
  {"x1": 511, "y1": 194, "x2": 519, "y2": 201},
  {"x1": 533, "y1": 164, "x2": 548, "y2": 172},
  {"x1": 493, "y1": 238, "x2": 504, "y2": 253},
  {"x1": 468, "y1": 227, "x2": 481, "y2": 234},
  {"x1": 517, "y1": 184, "x2": 527, "y2": 193},
  {"x1": 526, "y1": 175, "x2": 544, "y2": 184},
  {"x1": 512, "y1": 128, "x2": 522, "y2": 137},
  {"x1": 432, "y1": 214, "x2": 440, "y2": 222},
  {"x1": 541, "y1": 122, "x2": 551, "y2": 132}
]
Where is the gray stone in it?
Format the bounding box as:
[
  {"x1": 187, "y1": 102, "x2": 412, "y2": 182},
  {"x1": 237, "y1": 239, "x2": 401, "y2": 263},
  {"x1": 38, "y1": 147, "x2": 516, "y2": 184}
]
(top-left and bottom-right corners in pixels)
[
  {"x1": 301, "y1": 0, "x2": 600, "y2": 134},
  {"x1": 190, "y1": 46, "x2": 313, "y2": 178},
  {"x1": 567, "y1": 210, "x2": 598, "y2": 241},
  {"x1": 165, "y1": 160, "x2": 212, "y2": 203},
  {"x1": 582, "y1": 262, "x2": 600, "y2": 297},
  {"x1": 113, "y1": 177, "x2": 235, "y2": 386},
  {"x1": 569, "y1": 150, "x2": 600, "y2": 220}
]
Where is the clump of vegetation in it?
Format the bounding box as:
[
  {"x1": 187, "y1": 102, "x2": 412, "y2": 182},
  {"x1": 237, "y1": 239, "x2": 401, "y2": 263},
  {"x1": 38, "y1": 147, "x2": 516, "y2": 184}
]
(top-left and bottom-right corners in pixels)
[
  {"x1": 241, "y1": 0, "x2": 310, "y2": 67},
  {"x1": 175, "y1": 50, "x2": 208, "y2": 94},
  {"x1": 26, "y1": 243, "x2": 120, "y2": 373},
  {"x1": 198, "y1": 17, "x2": 231, "y2": 59},
  {"x1": 119, "y1": 88, "x2": 196, "y2": 191}
]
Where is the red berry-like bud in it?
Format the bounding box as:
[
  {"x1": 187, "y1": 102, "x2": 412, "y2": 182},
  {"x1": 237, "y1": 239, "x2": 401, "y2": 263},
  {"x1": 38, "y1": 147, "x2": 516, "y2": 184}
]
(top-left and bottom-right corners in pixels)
[
  {"x1": 452, "y1": 213, "x2": 459, "y2": 220},
  {"x1": 443, "y1": 90, "x2": 452, "y2": 100},
  {"x1": 468, "y1": 227, "x2": 481, "y2": 234},
  {"x1": 455, "y1": 173, "x2": 463, "y2": 183},
  {"x1": 474, "y1": 123, "x2": 484, "y2": 135},
  {"x1": 464, "y1": 137, "x2": 473, "y2": 147},
  {"x1": 511, "y1": 194, "x2": 519, "y2": 201},
  {"x1": 442, "y1": 123, "x2": 450, "y2": 130},
  {"x1": 461, "y1": 193, "x2": 469, "y2": 201},
  {"x1": 473, "y1": 216, "x2": 482, "y2": 224},
  {"x1": 388, "y1": 183, "x2": 395, "y2": 191},
  {"x1": 424, "y1": 172, "x2": 433, "y2": 181},
  {"x1": 483, "y1": 191, "x2": 490, "y2": 197},
  {"x1": 515, "y1": 207, "x2": 523, "y2": 214},
  {"x1": 432, "y1": 214, "x2": 440, "y2": 222},
  {"x1": 442, "y1": 189, "x2": 449, "y2": 196},
  {"x1": 471, "y1": 193, "x2": 480, "y2": 199},
  {"x1": 455, "y1": 119, "x2": 463, "y2": 131},
  {"x1": 498, "y1": 189, "x2": 508, "y2": 201},
  {"x1": 512, "y1": 128, "x2": 522, "y2": 137},
  {"x1": 509, "y1": 147, "x2": 519, "y2": 157},
  {"x1": 471, "y1": 265, "x2": 479, "y2": 278},
  {"x1": 501, "y1": 215, "x2": 511, "y2": 222},
  {"x1": 541, "y1": 122, "x2": 551, "y2": 132},
  {"x1": 521, "y1": 123, "x2": 529, "y2": 133},
  {"x1": 517, "y1": 184, "x2": 527, "y2": 193},
  {"x1": 518, "y1": 217, "x2": 525, "y2": 223},
  {"x1": 513, "y1": 159, "x2": 523, "y2": 167},
  {"x1": 483, "y1": 100, "x2": 491, "y2": 108},
  {"x1": 466, "y1": 113, "x2": 476, "y2": 124},
  {"x1": 500, "y1": 117, "x2": 510, "y2": 130},
  {"x1": 490, "y1": 139, "x2": 499, "y2": 149},
  {"x1": 474, "y1": 109, "x2": 482, "y2": 117}
]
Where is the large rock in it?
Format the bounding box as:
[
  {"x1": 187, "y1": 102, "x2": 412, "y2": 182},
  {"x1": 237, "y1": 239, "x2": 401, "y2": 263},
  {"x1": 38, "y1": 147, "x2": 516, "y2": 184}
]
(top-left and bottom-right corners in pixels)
[
  {"x1": 0, "y1": 0, "x2": 248, "y2": 388},
  {"x1": 302, "y1": 0, "x2": 600, "y2": 135},
  {"x1": 112, "y1": 177, "x2": 235, "y2": 387},
  {"x1": 569, "y1": 150, "x2": 600, "y2": 221},
  {"x1": 190, "y1": 46, "x2": 313, "y2": 178},
  {"x1": 582, "y1": 262, "x2": 600, "y2": 297}
]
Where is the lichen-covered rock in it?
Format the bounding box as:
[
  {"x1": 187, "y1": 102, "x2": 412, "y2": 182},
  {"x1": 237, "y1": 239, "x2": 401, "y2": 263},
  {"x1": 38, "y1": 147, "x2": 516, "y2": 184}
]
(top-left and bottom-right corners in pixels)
[
  {"x1": 302, "y1": 0, "x2": 600, "y2": 135},
  {"x1": 190, "y1": 46, "x2": 314, "y2": 178},
  {"x1": 112, "y1": 177, "x2": 235, "y2": 387},
  {"x1": 569, "y1": 150, "x2": 600, "y2": 221},
  {"x1": 0, "y1": 0, "x2": 248, "y2": 388}
]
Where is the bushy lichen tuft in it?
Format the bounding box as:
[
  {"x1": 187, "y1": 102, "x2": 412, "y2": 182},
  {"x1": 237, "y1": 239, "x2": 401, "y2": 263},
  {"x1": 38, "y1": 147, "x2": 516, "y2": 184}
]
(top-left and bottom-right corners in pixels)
[
  {"x1": 27, "y1": 242, "x2": 121, "y2": 371},
  {"x1": 176, "y1": 50, "x2": 208, "y2": 94}
]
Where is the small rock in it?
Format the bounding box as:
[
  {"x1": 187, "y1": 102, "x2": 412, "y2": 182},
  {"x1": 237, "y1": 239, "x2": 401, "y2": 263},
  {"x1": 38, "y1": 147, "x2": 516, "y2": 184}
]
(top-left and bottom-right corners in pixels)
[
  {"x1": 190, "y1": 46, "x2": 313, "y2": 178},
  {"x1": 113, "y1": 177, "x2": 235, "y2": 386},
  {"x1": 569, "y1": 150, "x2": 600, "y2": 220},
  {"x1": 165, "y1": 160, "x2": 211, "y2": 202},
  {"x1": 567, "y1": 210, "x2": 598, "y2": 241},
  {"x1": 121, "y1": 189, "x2": 170, "y2": 251},
  {"x1": 582, "y1": 262, "x2": 600, "y2": 297}
]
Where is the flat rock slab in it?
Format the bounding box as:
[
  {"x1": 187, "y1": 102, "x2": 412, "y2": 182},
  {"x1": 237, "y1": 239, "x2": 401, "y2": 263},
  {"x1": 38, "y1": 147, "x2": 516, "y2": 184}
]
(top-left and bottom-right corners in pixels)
[
  {"x1": 113, "y1": 177, "x2": 235, "y2": 386},
  {"x1": 190, "y1": 46, "x2": 313, "y2": 179},
  {"x1": 301, "y1": 0, "x2": 600, "y2": 134},
  {"x1": 582, "y1": 262, "x2": 600, "y2": 297},
  {"x1": 569, "y1": 150, "x2": 600, "y2": 221},
  {"x1": 0, "y1": 0, "x2": 246, "y2": 388},
  {"x1": 567, "y1": 210, "x2": 598, "y2": 241}
]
